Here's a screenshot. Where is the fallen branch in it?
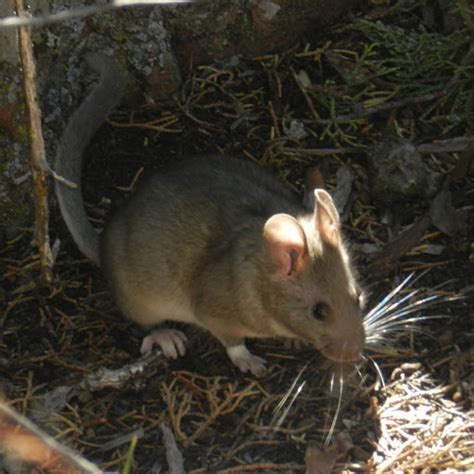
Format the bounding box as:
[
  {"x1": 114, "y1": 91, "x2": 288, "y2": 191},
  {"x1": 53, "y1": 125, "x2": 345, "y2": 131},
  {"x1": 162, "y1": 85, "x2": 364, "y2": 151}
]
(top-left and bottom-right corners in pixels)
[
  {"x1": 161, "y1": 422, "x2": 186, "y2": 474},
  {"x1": 368, "y1": 215, "x2": 433, "y2": 271},
  {"x1": 298, "y1": 90, "x2": 446, "y2": 125},
  {"x1": 80, "y1": 350, "x2": 163, "y2": 392},
  {"x1": 15, "y1": 0, "x2": 53, "y2": 285},
  {"x1": 416, "y1": 136, "x2": 471, "y2": 154},
  {"x1": 1, "y1": 0, "x2": 193, "y2": 29},
  {"x1": 0, "y1": 399, "x2": 102, "y2": 474}
]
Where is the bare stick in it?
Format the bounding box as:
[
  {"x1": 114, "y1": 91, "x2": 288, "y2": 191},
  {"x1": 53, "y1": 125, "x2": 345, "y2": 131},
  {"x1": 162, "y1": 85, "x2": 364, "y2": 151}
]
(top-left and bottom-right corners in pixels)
[
  {"x1": 298, "y1": 90, "x2": 446, "y2": 125},
  {"x1": 161, "y1": 422, "x2": 186, "y2": 474},
  {"x1": 0, "y1": 399, "x2": 102, "y2": 474},
  {"x1": 417, "y1": 136, "x2": 470, "y2": 154},
  {"x1": 0, "y1": 1, "x2": 193, "y2": 29},
  {"x1": 369, "y1": 215, "x2": 433, "y2": 271},
  {"x1": 15, "y1": 0, "x2": 53, "y2": 285}
]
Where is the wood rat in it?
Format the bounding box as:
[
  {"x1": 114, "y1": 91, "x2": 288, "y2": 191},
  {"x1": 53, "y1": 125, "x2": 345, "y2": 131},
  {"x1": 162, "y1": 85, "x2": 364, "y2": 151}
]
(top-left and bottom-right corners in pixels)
[{"x1": 55, "y1": 54, "x2": 365, "y2": 376}]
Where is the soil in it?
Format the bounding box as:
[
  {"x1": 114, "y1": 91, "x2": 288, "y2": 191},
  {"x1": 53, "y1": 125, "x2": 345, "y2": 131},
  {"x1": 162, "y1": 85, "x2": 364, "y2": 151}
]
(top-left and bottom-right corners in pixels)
[{"x1": 1, "y1": 2, "x2": 473, "y2": 472}]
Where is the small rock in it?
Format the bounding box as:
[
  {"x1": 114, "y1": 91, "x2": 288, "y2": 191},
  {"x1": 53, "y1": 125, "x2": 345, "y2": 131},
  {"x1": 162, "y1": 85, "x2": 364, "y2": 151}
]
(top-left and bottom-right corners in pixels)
[
  {"x1": 430, "y1": 187, "x2": 461, "y2": 236},
  {"x1": 367, "y1": 137, "x2": 435, "y2": 205},
  {"x1": 283, "y1": 119, "x2": 307, "y2": 141}
]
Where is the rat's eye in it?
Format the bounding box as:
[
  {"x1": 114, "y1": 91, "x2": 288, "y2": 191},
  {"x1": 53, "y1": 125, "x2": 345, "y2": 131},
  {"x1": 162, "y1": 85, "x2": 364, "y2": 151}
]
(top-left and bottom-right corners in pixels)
[{"x1": 312, "y1": 302, "x2": 329, "y2": 321}]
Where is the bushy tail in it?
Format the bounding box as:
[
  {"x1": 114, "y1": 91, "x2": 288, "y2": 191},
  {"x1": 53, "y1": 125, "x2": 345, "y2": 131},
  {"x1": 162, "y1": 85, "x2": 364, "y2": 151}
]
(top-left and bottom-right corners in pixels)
[{"x1": 54, "y1": 53, "x2": 129, "y2": 265}]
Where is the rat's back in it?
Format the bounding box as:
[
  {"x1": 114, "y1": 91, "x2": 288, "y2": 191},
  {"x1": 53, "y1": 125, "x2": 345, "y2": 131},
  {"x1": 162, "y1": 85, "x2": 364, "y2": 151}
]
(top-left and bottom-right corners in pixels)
[
  {"x1": 56, "y1": 54, "x2": 364, "y2": 375},
  {"x1": 100, "y1": 156, "x2": 301, "y2": 327}
]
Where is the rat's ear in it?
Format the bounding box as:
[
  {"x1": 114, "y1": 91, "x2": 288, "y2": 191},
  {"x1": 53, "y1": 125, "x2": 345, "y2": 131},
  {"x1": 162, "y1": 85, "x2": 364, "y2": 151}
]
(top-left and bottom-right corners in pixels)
[
  {"x1": 263, "y1": 214, "x2": 306, "y2": 277},
  {"x1": 313, "y1": 189, "x2": 341, "y2": 247}
]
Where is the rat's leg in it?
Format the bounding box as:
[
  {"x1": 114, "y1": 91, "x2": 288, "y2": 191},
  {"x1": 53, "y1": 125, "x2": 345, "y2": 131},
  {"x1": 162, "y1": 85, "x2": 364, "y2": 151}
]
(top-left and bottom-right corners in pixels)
[
  {"x1": 226, "y1": 343, "x2": 266, "y2": 376},
  {"x1": 208, "y1": 328, "x2": 266, "y2": 375},
  {"x1": 116, "y1": 293, "x2": 191, "y2": 359},
  {"x1": 140, "y1": 328, "x2": 188, "y2": 359}
]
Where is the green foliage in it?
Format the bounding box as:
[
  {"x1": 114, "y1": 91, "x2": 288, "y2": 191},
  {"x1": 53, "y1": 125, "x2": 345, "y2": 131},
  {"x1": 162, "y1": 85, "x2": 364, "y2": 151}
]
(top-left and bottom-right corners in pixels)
[
  {"x1": 352, "y1": 19, "x2": 472, "y2": 120},
  {"x1": 296, "y1": 15, "x2": 473, "y2": 145},
  {"x1": 122, "y1": 435, "x2": 138, "y2": 474}
]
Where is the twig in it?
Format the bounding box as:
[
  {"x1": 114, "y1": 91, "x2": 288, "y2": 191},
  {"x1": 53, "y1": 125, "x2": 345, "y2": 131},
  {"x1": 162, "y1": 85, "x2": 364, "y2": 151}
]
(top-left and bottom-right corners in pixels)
[
  {"x1": 183, "y1": 383, "x2": 258, "y2": 447},
  {"x1": 0, "y1": 399, "x2": 102, "y2": 473},
  {"x1": 246, "y1": 421, "x2": 316, "y2": 434},
  {"x1": 449, "y1": 138, "x2": 474, "y2": 182},
  {"x1": 80, "y1": 351, "x2": 163, "y2": 392},
  {"x1": 161, "y1": 422, "x2": 186, "y2": 474},
  {"x1": 161, "y1": 374, "x2": 261, "y2": 448},
  {"x1": 416, "y1": 136, "x2": 471, "y2": 154},
  {"x1": 196, "y1": 77, "x2": 246, "y2": 118},
  {"x1": 291, "y1": 67, "x2": 320, "y2": 120},
  {"x1": 0, "y1": 1, "x2": 193, "y2": 29},
  {"x1": 174, "y1": 94, "x2": 220, "y2": 132},
  {"x1": 298, "y1": 90, "x2": 446, "y2": 125},
  {"x1": 99, "y1": 428, "x2": 145, "y2": 452},
  {"x1": 49, "y1": 168, "x2": 78, "y2": 188},
  {"x1": 267, "y1": 101, "x2": 281, "y2": 138},
  {"x1": 281, "y1": 136, "x2": 469, "y2": 159},
  {"x1": 280, "y1": 146, "x2": 363, "y2": 156},
  {"x1": 369, "y1": 215, "x2": 433, "y2": 271},
  {"x1": 161, "y1": 379, "x2": 192, "y2": 443},
  {"x1": 15, "y1": 0, "x2": 53, "y2": 285},
  {"x1": 215, "y1": 463, "x2": 305, "y2": 473},
  {"x1": 107, "y1": 115, "x2": 182, "y2": 134}
]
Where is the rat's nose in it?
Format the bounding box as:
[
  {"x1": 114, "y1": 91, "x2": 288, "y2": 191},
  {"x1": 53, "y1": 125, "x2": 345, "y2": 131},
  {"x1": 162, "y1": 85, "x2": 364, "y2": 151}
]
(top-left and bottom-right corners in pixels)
[{"x1": 323, "y1": 332, "x2": 365, "y2": 363}]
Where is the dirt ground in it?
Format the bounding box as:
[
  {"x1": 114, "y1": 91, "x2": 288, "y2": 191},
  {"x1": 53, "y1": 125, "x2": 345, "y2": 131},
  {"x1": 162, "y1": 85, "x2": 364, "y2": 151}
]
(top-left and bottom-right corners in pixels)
[{"x1": 1, "y1": 2, "x2": 473, "y2": 473}]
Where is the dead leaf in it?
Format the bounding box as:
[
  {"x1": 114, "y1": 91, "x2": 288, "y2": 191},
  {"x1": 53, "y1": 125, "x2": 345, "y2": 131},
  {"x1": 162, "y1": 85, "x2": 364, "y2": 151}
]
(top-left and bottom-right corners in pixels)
[
  {"x1": 430, "y1": 187, "x2": 461, "y2": 236},
  {"x1": 305, "y1": 433, "x2": 352, "y2": 474}
]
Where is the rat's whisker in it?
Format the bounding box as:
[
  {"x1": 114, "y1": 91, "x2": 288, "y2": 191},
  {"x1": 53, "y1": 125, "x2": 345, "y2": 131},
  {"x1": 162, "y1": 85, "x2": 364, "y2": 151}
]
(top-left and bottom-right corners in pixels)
[
  {"x1": 365, "y1": 281, "x2": 450, "y2": 325},
  {"x1": 458, "y1": 284, "x2": 474, "y2": 297},
  {"x1": 375, "y1": 305, "x2": 447, "y2": 327},
  {"x1": 329, "y1": 369, "x2": 336, "y2": 395},
  {"x1": 270, "y1": 361, "x2": 309, "y2": 429},
  {"x1": 364, "y1": 288, "x2": 421, "y2": 326},
  {"x1": 367, "y1": 355, "x2": 386, "y2": 389},
  {"x1": 362, "y1": 270, "x2": 466, "y2": 358},
  {"x1": 371, "y1": 276, "x2": 463, "y2": 326},
  {"x1": 273, "y1": 380, "x2": 307, "y2": 430},
  {"x1": 407, "y1": 268, "x2": 431, "y2": 284},
  {"x1": 365, "y1": 290, "x2": 459, "y2": 337},
  {"x1": 368, "y1": 315, "x2": 442, "y2": 332},
  {"x1": 354, "y1": 361, "x2": 370, "y2": 390},
  {"x1": 366, "y1": 304, "x2": 452, "y2": 337},
  {"x1": 367, "y1": 326, "x2": 425, "y2": 346},
  {"x1": 323, "y1": 366, "x2": 344, "y2": 448},
  {"x1": 384, "y1": 293, "x2": 448, "y2": 315},
  {"x1": 365, "y1": 272, "x2": 416, "y2": 315},
  {"x1": 366, "y1": 303, "x2": 444, "y2": 332},
  {"x1": 366, "y1": 313, "x2": 450, "y2": 343},
  {"x1": 368, "y1": 267, "x2": 433, "y2": 314}
]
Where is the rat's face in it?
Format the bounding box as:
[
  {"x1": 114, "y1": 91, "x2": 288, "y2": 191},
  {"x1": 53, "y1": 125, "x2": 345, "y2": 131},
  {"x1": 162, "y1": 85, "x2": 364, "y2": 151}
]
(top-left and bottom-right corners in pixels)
[
  {"x1": 266, "y1": 241, "x2": 366, "y2": 363},
  {"x1": 262, "y1": 189, "x2": 365, "y2": 363},
  {"x1": 291, "y1": 244, "x2": 364, "y2": 362}
]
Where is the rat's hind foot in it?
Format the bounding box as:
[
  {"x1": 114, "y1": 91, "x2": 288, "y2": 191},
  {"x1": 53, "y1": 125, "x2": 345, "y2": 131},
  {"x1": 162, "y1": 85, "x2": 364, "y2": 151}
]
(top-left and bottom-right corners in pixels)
[
  {"x1": 227, "y1": 344, "x2": 266, "y2": 376},
  {"x1": 140, "y1": 329, "x2": 187, "y2": 359}
]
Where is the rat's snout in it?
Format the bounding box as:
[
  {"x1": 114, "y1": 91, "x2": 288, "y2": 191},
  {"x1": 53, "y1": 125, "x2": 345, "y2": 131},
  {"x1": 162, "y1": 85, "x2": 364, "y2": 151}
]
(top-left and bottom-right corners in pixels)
[
  {"x1": 323, "y1": 337, "x2": 364, "y2": 363},
  {"x1": 322, "y1": 289, "x2": 366, "y2": 363},
  {"x1": 321, "y1": 322, "x2": 365, "y2": 363}
]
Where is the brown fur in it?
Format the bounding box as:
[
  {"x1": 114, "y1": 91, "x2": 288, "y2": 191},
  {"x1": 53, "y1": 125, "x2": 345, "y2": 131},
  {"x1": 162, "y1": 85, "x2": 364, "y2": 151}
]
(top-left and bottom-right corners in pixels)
[{"x1": 56, "y1": 54, "x2": 365, "y2": 375}]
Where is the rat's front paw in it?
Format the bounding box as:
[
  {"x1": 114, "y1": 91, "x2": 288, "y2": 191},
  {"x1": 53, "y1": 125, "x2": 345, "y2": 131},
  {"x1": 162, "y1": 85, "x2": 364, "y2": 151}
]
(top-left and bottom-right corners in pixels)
[
  {"x1": 227, "y1": 344, "x2": 266, "y2": 376},
  {"x1": 140, "y1": 329, "x2": 187, "y2": 359}
]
